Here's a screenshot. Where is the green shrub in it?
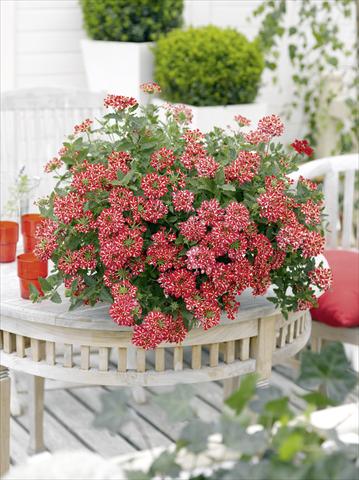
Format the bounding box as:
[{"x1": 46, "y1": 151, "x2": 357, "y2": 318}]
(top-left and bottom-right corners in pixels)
[
  {"x1": 154, "y1": 26, "x2": 264, "y2": 106},
  {"x1": 80, "y1": 0, "x2": 184, "y2": 42}
]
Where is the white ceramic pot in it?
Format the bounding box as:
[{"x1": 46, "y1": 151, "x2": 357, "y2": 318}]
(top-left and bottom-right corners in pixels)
[
  {"x1": 152, "y1": 98, "x2": 267, "y2": 132},
  {"x1": 81, "y1": 39, "x2": 154, "y2": 103}
]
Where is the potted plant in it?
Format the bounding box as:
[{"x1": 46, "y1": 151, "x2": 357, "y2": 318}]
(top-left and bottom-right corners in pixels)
[
  {"x1": 80, "y1": 0, "x2": 184, "y2": 102},
  {"x1": 31, "y1": 86, "x2": 331, "y2": 349},
  {"x1": 152, "y1": 26, "x2": 266, "y2": 132}
]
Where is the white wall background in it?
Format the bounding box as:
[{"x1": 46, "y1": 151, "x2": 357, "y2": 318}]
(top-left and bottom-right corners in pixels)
[{"x1": 1, "y1": 0, "x2": 356, "y2": 141}]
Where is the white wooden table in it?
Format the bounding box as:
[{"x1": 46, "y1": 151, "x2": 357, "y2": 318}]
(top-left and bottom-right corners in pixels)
[{"x1": 0, "y1": 261, "x2": 311, "y2": 475}]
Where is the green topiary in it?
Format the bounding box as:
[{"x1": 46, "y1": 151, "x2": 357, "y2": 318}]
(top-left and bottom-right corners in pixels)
[
  {"x1": 154, "y1": 26, "x2": 264, "y2": 106},
  {"x1": 80, "y1": 0, "x2": 184, "y2": 43}
]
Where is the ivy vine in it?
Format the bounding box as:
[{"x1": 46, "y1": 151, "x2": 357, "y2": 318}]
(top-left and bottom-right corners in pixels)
[{"x1": 253, "y1": 0, "x2": 358, "y2": 154}]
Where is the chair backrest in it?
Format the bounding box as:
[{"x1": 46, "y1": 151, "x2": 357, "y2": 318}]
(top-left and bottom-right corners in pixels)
[
  {"x1": 1, "y1": 87, "x2": 105, "y2": 217},
  {"x1": 291, "y1": 154, "x2": 359, "y2": 249}
]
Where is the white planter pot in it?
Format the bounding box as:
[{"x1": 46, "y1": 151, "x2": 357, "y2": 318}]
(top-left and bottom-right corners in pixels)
[
  {"x1": 81, "y1": 39, "x2": 154, "y2": 103},
  {"x1": 152, "y1": 98, "x2": 267, "y2": 132}
]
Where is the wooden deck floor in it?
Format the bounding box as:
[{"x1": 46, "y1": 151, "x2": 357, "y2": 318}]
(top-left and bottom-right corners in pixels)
[{"x1": 9, "y1": 361, "x2": 321, "y2": 467}]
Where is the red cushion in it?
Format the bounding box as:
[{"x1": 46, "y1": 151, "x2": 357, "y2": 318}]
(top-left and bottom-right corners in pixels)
[{"x1": 310, "y1": 250, "x2": 359, "y2": 327}]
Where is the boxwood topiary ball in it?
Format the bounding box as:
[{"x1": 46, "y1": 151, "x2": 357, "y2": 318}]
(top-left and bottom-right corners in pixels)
[
  {"x1": 154, "y1": 25, "x2": 264, "y2": 107},
  {"x1": 80, "y1": 0, "x2": 184, "y2": 43}
]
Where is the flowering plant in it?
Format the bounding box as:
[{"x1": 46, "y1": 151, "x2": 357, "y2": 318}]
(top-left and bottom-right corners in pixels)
[{"x1": 32, "y1": 83, "x2": 331, "y2": 349}]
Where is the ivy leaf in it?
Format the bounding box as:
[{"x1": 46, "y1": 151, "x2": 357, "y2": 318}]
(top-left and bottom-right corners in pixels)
[
  {"x1": 249, "y1": 384, "x2": 282, "y2": 413},
  {"x1": 308, "y1": 452, "x2": 359, "y2": 480},
  {"x1": 125, "y1": 471, "x2": 150, "y2": 480},
  {"x1": 179, "y1": 419, "x2": 214, "y2": 453},
  {"x1": 278, "y1": 432, "x2": 304, "y2": 461},
  {"x1": 301, "y1": 391, "x2": 335, "y2": 409},
  {"x1": 298, "y1": 343, "x2": 357, "y2": 404},
  {"x1": 93, "y1": 390, "x2": 131, "y2": 433},
  {"x1": 153, "y1": 385, "x2": 195, "y2": 423},
  {"x1": 220, "y1": 416, "x2": 267, "y2": 455},
  {"x1": 149, "y1": 451, "x2": 181, "y2": 478},
  {"x1": 225, "y1": 374, "x2": 257, "y2": 415}
]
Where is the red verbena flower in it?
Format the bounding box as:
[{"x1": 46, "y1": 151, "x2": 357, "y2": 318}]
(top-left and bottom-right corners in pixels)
[
  {"x1": 172, "y1": 190, "x2": 194, "y2": 212},
  {"x1": 291, "y1": 139, "x2": 314, "y2": 156},
  {"x1": 74, "y1": 118, "x2": 93, "y2": 135},
  {"x1": 234, "y1": 114, "x2": 251, "y2": 126},
  {"x1": 140, "y1": 82, "x2": 161, "y2": 94},
  {"x1": 225, "y1": 151, "x2": 261, "y2": 184},
  {"x1": 104, "y1": 94, "x2": 137, "y2": 110}
]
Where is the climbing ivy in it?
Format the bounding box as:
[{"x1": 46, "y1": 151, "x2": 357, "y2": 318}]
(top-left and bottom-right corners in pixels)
[{"x1": 253, "y1": 0, "x2": 358, "y2": 154}]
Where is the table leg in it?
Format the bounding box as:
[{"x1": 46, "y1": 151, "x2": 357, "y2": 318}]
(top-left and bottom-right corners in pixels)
[
  {"x1": 28, "y1": 375, "x2": 45, "y2": 454},
  {"x1": 0, "y1": 366, "x2": 10, "y2": 476}
]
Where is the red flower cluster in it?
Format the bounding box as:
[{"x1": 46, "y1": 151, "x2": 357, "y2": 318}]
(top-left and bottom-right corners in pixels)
[
  {"x1": 35, "y1": 91, "x2": 328, "y2": 349},
  {"x1": 140, "y1": 82, "x2": 161, "y2": 94},
  {"x1": 291, "y1": 139, "x2": 314, "y2": 156},
  {"x1": 104, "y1": 94, "x2": 137, "y2": 110},
  {"x1": 74, "y1": 119, "x2": 93, "y2": 135}
]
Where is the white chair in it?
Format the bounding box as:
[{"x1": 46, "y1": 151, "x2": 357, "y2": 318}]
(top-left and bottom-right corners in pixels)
[
  {"x1": 1, "y1": 88, "x2": 105, "y2": 418},
  {"x1": 1, "y1": 87, "x2": 105, "y2": 216},
  {"x1": 292, "y1": 154, "x2": 359, "y2": 358}
]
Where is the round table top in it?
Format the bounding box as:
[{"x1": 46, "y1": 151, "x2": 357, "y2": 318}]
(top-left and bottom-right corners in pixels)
[{"x1": 0, "y1": 255, "x2": 328, "y2": 331}]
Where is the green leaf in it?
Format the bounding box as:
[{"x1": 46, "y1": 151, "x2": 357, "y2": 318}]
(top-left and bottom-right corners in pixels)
[
  {"x1": 225, "y1": 374, "x2": 258, "y2": 415},
  {"x1": 220, "y1": 416, "x2": 267, "y2": 455},
  {"x1": 221, "y1": 184, "x2": 236, "y2": 192},
  {"x1": 99, "y1": 287, "x2": 113, "y2": 303},
  {"x1": 278, "y1": 432, "x2": 304, "y2": 461},
  {"x1": 93, "y1": 390, "x2": 131, "y2": 433},
  {"x1": 29, "y1": 282, "x2": 40, "y2": 300},
  {"x1": 149, "y1": 451, "x2": 181, "y2": 478},
  {"x1": 153, "y1": 385, "x2": 195, "y2": 423},
  {"x1": 38, "y1": 277, "x2": 52, "y2": 293},
  {"x1": 50, "y1": 291, "x2": 62, "y2": 304},
  {"x1": 298, "y1": 343, "x2": 357, "y2": 404},
  {"x1": 301, "y1": 391, "x2": 335, "y2": 409},
  {"x1": 125, "y1": 471, "x2": 151, "y2": 480},
  {"x1": 249, "y1": 385, "x2": 282, "y2": 413},
  {"x1": 179, "y1": 420, "x2": 214, "y2": 453}
]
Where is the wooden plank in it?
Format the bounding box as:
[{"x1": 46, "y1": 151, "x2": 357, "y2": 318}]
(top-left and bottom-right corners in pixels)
[
  {"x1": 99, "y1": 347, "x2": 109, "y2": 372},
  {"x1": 72, "y1": 385, "x2": 171, "y2": 450},
  {"x1": 118, "y1": 348, "x2": 127, "y2": 372},
  {"x1": 80, "y1": 346, "x2": 90, "y2": 370},
  {"x1": 277, "y1": 325, "x2": 287, "y2": 348},
  {"x1": 45, "y1": 341, "x2": 55, "y2": 365},
  {"x1": 238, "y1": 337, "x2": 250, "y2": 360},
  {"x1": 31, "y1": 338, "x2": 44, "y2": 361},
  {"x1": 209, "y1": 343, "x2": 219, "y2": 367},
  {"x1": 37, "y1": 389, "x2": 135, "y2": 457},
  {"x1": 286, "y1": 322, "x2": 295, "y2": 344},
  {"x1": 191, "y1": 345, "x2": 202, "y2": 369},
  {"x1": 250, "y1": 336, "x2": 258, "y2": 358},
  {"x1": 173, "y1": 347, "x2": 183, "y2": 371},
  {"x1": 16, "y1": 335, "x2": 25, "y2": 358},
  {"x1": 136, "y1": 349, "x2": 146, "y2": 373},
  {"x1": 63, "y1": 344, "x2": 73, "y2": 368},
  {"x1": 3, "y1": 332, "x2": 15, "y2": 353},
  {"x1": 224, "y1": 341, "x2": 235, "y2": 364},
  {"x1": 255, "y1": 315, "x2": 278, "y2": 380},
  {"x1": 155, "y1": 348, "x2": 165, "y2": 372}
]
